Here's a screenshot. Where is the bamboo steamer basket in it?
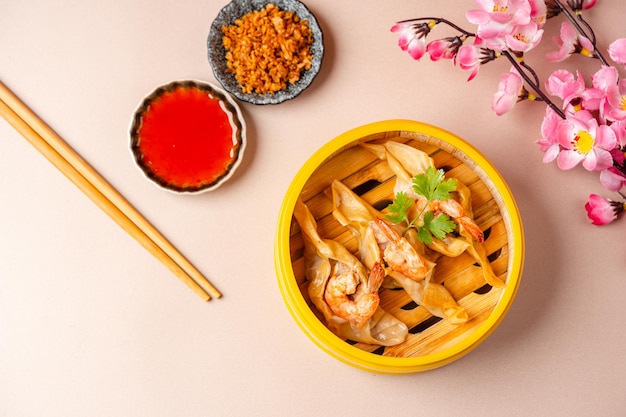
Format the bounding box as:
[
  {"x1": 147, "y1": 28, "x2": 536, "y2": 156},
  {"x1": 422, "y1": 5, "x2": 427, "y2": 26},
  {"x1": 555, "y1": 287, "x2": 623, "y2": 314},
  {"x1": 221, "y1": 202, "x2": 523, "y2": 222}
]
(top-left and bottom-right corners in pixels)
[{"x1": 274, "y1": 120, "x2": 524, "y2": 374}]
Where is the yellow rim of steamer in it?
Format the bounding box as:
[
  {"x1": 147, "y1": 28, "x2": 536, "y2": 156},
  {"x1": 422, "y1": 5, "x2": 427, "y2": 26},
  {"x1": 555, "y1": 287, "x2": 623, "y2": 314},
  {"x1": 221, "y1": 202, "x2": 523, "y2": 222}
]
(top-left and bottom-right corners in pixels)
[{"x1": 274, "y1": 119, "x2": 524, "y2": 374}]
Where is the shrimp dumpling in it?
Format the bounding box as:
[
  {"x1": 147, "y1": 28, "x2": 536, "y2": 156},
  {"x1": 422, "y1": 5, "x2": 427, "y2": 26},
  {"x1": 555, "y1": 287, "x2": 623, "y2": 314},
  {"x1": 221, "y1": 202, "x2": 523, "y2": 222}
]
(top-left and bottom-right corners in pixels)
[{"x1": 294, "y1": 199, "x2": 408, "y2": 346}]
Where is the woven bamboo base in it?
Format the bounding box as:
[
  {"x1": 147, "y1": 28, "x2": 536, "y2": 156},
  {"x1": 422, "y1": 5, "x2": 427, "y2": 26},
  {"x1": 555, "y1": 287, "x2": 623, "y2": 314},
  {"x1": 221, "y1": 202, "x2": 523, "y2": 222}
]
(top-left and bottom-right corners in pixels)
[{"x1": 288, "y1": 130, "x2": 513, "y2": 358}]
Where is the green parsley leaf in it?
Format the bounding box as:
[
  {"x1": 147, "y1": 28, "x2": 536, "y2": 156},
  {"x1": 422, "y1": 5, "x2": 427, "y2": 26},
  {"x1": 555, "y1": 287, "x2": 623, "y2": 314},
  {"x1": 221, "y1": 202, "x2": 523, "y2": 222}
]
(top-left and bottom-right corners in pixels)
[
  {"x1": 412, "y1": 166, "x2": 457, "y2": 202},
  {"x1": 432, "y1": 177, "x2": 457, "y2": 201},
  {"x1": 429, "y1": 213, "x2": 456, "y2": 240},
  {"x1": 385, "y1": 191, "x2": 413, "y2": 225},
  {"x1": 385, "y1": 166, "x2": 459, "y2": 244}
]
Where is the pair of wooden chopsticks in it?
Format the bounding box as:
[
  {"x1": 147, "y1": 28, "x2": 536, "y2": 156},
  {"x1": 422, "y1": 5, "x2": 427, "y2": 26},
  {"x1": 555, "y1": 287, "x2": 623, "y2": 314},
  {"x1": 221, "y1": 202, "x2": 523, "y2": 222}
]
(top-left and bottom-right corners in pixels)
[{"x1": 0, "y1": 81, "x2": 221, "y2": 301}]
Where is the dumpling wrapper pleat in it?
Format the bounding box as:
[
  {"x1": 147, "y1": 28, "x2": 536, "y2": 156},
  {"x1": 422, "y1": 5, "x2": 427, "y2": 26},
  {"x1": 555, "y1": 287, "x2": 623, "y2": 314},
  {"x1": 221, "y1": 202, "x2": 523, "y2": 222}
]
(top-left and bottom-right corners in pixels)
[{"x1": 294, "y1": 198, "x2": 408, "y2": 346}]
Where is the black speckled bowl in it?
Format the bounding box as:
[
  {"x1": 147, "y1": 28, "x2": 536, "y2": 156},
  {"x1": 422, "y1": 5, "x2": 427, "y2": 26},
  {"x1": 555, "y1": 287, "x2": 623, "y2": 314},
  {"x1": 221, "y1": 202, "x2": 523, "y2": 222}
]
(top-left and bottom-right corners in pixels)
[{"x1": 207, "y1": 0, "x2": 324, "y2": 105}]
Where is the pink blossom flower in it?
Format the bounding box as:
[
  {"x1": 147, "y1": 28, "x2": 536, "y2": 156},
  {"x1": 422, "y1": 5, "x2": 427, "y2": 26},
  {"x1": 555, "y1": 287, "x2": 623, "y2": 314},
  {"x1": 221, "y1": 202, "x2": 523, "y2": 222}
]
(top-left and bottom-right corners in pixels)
[
  {"x1": 537, "y1": 106, "x2": 563, "y2": 163},
  {"x1": 492, "y1": 67, "x2": 524, "y2": 115},
  {"x1": 465, "y1": 0, "x2": 546, "y2": 53},
  {"x1": 505, "y1": 22, "x2": 544, "y2": 52},
  {"x1": 587, "y1": 66, "x2": 626, "y2": 122},
  {"x1": 426, "y1": 36, "x2": 464, "y2": 62},
  {"x1": 580, "y1": 87, "x2": 603, "y2": 113},
  {"x1": 546, "y1": 22, "x2": 595, "y2": 62},
  {"x1": 391, "y1": 21, "x2": 435, "y2": 60},
  {"x1": 600, "y1": 166, "x2": 626, "y2": 192},
  {"x1": 580, "y1": 66, "x2": 618, "y2": 114},
  {"x1": 592, "y1": 65, "x2": 619, "y2": 91},
  {"x1": 608, "y1": 38, "x2": 626, "y2": 66},
  {"x1": 529, "y1": 0, "x2": 547, "y2": 28},
  {"x1": 585, "y1": 194, "x2": 624, "y2": 225},
  {"x1": 556, "y1": 110, "x2": 617, "y2": 171},
  {"x1": 545, "y1": 69, "x2": 586, "y2": 108},
  {"x1": 457, "y1": 38, "x2": 489, "y2": 81},
  {"x1": 600, "y1": 121, "x2": 626, "y2": 191},
  {"x1": 604, "y1": 79, "x2": 626, "y2": 122},
  {"x1": 611, "y1": 120, "x2": 626, "y2": 147},
  {"x1": 466, "y1": 0, "x2": 531, "y2": 42}
]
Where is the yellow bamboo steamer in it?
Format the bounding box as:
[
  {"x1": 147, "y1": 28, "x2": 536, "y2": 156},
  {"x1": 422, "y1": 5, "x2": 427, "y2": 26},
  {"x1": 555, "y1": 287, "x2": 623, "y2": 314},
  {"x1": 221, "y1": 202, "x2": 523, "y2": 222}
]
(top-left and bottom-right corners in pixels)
[{"x1": 274, "y1": 120, "x2": 524, "y2": 374}]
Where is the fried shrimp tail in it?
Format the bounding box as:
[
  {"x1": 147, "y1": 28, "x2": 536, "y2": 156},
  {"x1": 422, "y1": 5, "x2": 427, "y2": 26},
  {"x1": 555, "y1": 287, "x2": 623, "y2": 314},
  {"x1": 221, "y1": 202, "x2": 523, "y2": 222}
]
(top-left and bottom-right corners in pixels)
[
  {"x1": 374, "y1": 217, "x2": 432, "y2": 281},
  {"x1": 429, "y1": 198, "x2": 484, "y2": 242},
  {"x1": 324, "y1": 262, "x2": 384, "y2": 329}
]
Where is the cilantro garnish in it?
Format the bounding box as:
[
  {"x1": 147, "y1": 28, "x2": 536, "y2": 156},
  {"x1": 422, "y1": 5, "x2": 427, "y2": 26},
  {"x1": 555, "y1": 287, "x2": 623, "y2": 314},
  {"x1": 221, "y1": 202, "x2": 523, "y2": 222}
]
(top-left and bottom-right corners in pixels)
[{"x1": 385, "y1": 166, "x2": 458, "y2": 244}]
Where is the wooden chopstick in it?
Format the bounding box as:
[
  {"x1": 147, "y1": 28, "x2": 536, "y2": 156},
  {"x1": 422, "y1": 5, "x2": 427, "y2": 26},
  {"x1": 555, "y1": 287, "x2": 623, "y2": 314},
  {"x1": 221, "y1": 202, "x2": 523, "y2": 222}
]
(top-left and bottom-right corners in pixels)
[{"x1": 0, "y1": 81, "x2": 221, "y2": 301}]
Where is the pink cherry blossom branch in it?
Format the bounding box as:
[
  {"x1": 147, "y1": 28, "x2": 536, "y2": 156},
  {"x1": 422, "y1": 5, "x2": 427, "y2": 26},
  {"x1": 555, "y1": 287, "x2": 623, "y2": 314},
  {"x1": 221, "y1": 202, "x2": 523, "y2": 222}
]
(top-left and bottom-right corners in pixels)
[
  {"x1": 552, "y1": 0, "x2": 609, "y2": 64},
  {"x1": 391, "y1": 1, "x2": 626, "y2": 226},
  {"x1": 500, "y1": 50, "x2": 567, "y2": 119},
  {"x1": 395, "y1": 17, "x2": 475, "y2": 38}
]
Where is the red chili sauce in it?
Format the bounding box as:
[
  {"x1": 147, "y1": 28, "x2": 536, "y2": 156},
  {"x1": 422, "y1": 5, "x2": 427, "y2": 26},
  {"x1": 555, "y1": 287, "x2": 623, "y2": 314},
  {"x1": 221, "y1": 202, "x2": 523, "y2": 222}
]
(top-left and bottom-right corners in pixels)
[{"x1": 136, "y1": 85, "x2": 237, "y2": 190}]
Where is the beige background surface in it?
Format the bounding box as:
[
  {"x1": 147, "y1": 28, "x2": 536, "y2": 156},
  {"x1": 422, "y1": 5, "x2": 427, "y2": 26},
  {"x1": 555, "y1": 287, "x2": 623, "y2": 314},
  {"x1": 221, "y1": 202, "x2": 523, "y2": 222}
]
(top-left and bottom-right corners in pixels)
[{"x1": 1, "y1": 1, "x2": 625, "y2": 416}]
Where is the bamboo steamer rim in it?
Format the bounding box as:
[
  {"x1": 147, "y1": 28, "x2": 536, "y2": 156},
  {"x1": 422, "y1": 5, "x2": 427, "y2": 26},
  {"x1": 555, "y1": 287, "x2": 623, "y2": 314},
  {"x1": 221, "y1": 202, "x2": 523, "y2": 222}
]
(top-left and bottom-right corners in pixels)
[{"x1": 274, "y1": 119, "x2": 524, "y2": 374}]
